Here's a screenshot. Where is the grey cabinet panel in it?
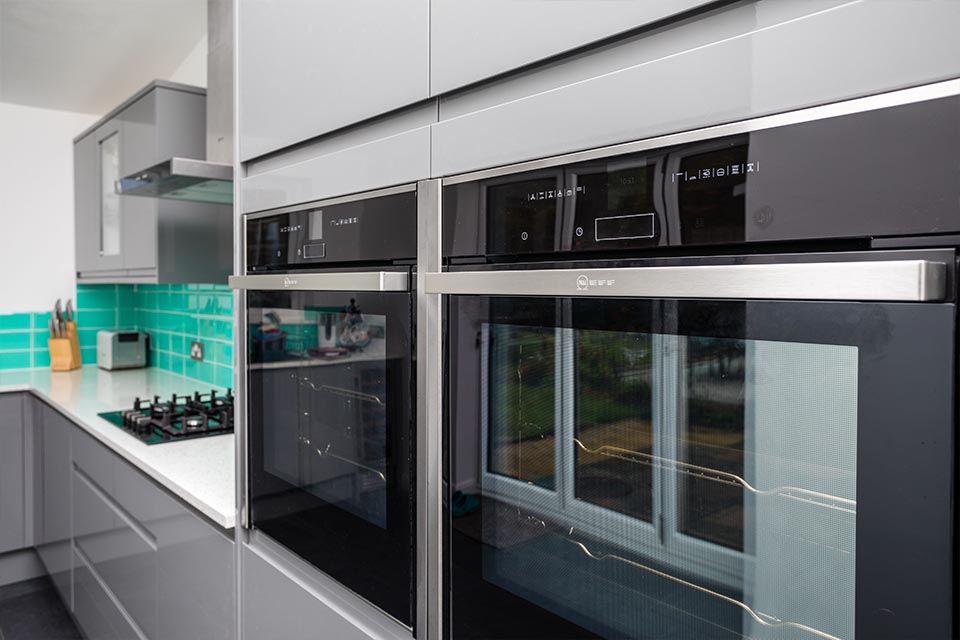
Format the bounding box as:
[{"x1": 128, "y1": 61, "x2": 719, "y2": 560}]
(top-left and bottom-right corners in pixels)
[
  {"x1": 35, "y1": 404, "x2": 72, "y2": 606},
  {"x1": 241, "y1": 125, "x2": 431, "y2": 214},
  {"x1": 0, "y1": 394, "x2": 25, "y2": 554},
  {"x1": 74, "y1": 133, "x2": 100, "y2": 275},
  {"x1": 242, "y1": 544, "x2": 378, "y2": 640},
  {"x1": 155, "y1": 88, "x2": 206, "y2": 166},
  {"x1": 73, "y1": 547, "x2": 142, "y2": 640},
  {"x1": 72, "y1": 453, "x2": 158, "y2": 640},
  {"x1": 238, "y1": 0, "x2": 430, "y2": 161},
  {"x1": 431, "y1": 0, "x2": 960, "y2": 177},
  {"x1": 430, "y1": 0, "x2": 714, "y2": 95},
  {"x1": 157, "y1": 504, "x2": 234, "y2": 640},
  {"x1": 73, "y1": 425, "x2": 234, "y2": 640},
  {"x1": 75, "y1": 118, "x2": 125, "y2": 274},
  {"x1": 118, "y1": 92, "x2": 159, "y2": 272},
  {"x1": 119, "y1": 92, "x2": 156, "y2": 179}
]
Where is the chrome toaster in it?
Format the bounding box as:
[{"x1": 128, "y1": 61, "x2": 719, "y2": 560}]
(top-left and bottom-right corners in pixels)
[{"x1": 96, "y1": 330, "x2": 149, "y2": 370}]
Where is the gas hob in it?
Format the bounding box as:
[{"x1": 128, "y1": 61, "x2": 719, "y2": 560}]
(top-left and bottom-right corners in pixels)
[{"x1": 98, "y1": 389, "x2": 234, "y2": 444}]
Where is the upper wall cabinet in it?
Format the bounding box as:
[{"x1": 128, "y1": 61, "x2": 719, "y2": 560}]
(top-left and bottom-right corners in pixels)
[
  {"x1": 431, "y1": 0, "x2": 960, "y2": 176},
  {"x1": 238, "y1": 0, "x2": 430, "y2": 162},
  {"x1": 74, "y1": 81, "x2": 233, "y2": 284},
  {"x1": 429, "y1": 0, "x2": 716, "y2": 95}
]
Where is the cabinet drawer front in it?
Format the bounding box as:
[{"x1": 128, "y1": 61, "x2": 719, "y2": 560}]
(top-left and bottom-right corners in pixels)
[
  {"x1": 74, "y1": 546, "x2": 144, "y2": 640},
  {"x1": 73, "y1": 465, "x2": 158, "y2": 640}
]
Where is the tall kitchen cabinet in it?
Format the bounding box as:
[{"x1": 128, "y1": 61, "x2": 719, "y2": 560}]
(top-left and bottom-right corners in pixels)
[
  {"x1": 237, "y1": 0, "x2": 430, "y2": 161},
  {"x1": 429, "y1": 0, "x2": 717, "y2": 94},
  {"x1": 236, "y1": 0, "x2": 433, "y2": 213},
  {"x1": 74, "y1": 81, "x2": 232, "y2": 284}
]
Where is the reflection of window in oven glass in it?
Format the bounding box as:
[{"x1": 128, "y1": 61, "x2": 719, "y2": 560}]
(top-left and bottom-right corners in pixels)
[
  {"x1": 309, "y1": 210, "x2": 323, "y2": 240},
  {"x1": 487, "y1": 323, "x2": 556, "y2": 489},
  {"x1": 679, "y1": 336, "x2": 746, "y2": 551},
  {"x1": 677, "y1": 145, "x2": 748, "y2": 245},
  {"x1": 574, "y1": 329, "x2": 654, "y2": 522},
  {"x1": 487, "y1": 178, "x2": 558, "y2": 254}
]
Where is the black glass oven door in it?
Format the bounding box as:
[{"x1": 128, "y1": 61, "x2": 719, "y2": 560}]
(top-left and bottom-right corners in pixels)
[
  {"x1": 247, "y1": 288, "x2": 414, "y2": 627},
  {"x1": 444, "y1": 271, "x2": 953, "y2": 640}
]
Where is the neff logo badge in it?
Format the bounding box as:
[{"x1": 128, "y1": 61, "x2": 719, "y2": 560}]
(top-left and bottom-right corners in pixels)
[
  {"x1": 283, "y1": 277, "x2": 298, "y2": 288},
  {"x1": 576, "y1": 275, "x2": 615, "y2": 291}
]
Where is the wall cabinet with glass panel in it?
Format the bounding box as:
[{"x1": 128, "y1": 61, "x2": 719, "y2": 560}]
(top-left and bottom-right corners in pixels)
[{"x1": 73, "y1": 81, "x2": 232, "y2": 284}]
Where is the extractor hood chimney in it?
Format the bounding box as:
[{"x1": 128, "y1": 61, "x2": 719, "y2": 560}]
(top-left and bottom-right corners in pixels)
[{"x1": 117, "y1": 0, "x2": 233, "y2": 204}]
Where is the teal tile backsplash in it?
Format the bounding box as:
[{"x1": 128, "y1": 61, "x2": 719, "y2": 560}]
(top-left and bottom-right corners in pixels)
[
  {"x1": 135, "y1": 283, "x2": 234, "y2": 389},
  {"x1": 0, "y1": 283, "x2": 234, "y2": 388}
]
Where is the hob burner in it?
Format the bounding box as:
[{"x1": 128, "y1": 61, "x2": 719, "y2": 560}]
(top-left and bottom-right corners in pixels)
[{"x1": 98, "y1": 389, "x2": 235, "y2": 444}]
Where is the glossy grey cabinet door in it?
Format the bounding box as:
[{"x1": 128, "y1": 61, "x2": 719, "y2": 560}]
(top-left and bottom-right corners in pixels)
[
  {"x1": 35, "y1": 404, "x2": 72, "y2": 606},
  {"x1": 73, "y1": 429, "x2": 157, "y2": 640},
  {"x1": 74, "y1": 132, "x2": 100, "y2": 274},
  {"x1": 156, "y1": 500, "x2": 235, "y2": 640},
  {"x1": 0, "y1": 394, "x2": 25, "y2": 554},
  {"x1": 73, "y1": 545, "x2": 141, "y2": 640},
  {"x1": 238, "y1": 0, "x2": 430, "y2": 161},
  {"x1": 242, "y1": 545, "x2": 378, "y2": 640},
  {"x1": 431, "y1": 0, "x2": 960, "y2": 176},
  {"x1": 71, "y1": 424, "x2": 235, "y2": 640},
  {"x1": 119, "y1": 92, "x2": 159, "y2": 272},
  {"x1": 430, "y1": 0, "x2": 714, "y2": 95}
]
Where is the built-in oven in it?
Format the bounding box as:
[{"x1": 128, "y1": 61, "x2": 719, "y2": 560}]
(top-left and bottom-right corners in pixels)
[
  {"x1": 230, "y1": 186, "x2": 418, "y2": 629},
  {"x1": 426, "y1": 81, "x2": 960, "y2": 640}
]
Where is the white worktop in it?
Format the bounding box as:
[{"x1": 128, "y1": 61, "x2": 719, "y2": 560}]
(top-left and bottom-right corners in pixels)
[{"x1": 0, "y1": 365, "x2": 236, "y2": 529}]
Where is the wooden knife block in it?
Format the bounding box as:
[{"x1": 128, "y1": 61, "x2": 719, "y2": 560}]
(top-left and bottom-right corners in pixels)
[{"x1": 49, "y1": 320, "x2": 82, "y2": 371}]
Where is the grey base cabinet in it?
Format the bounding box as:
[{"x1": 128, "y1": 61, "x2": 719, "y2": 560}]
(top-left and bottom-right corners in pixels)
[
  {"x1": 12, "y1": 392, "x2": 235, "y2": 640},
  {"x1": 35, "y1": 402, "x2": 73, "y2": 605},
  {"x1": 0, "y1": 394, "x2": 26, "y2": 554},
  {"x1": 70, "y1": 428, "x2": 236, "y2": 640}
]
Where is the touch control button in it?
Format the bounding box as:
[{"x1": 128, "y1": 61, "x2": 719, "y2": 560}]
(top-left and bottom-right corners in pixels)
[
  {"x1": 303, "y1": 243, "x2": 326, "y2": 259},
  {"x1": 521, "y1": 231, "x2": 529, "y2": 241}
]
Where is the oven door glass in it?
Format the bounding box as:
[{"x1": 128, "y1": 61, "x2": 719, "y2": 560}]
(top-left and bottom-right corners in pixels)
[
  {"x1": 247, "y1": 289, "x2": 414, "y2": 627},
  {"x1": 446, "y1": 296, "x2": 953, "y2": 640}
]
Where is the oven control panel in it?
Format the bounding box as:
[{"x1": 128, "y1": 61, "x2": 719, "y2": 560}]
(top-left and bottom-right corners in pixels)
[
  {"x1": 246, "y1": 190, "x2": 416, "y2": 270},
  {"x1": 442, "y1": 93, "x2": 960, "y2": 260}
]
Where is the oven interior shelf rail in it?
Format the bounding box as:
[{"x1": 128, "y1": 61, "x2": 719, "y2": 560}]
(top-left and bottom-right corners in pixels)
[{"x1": 572, "y1": 438, "x2": 855, "y2": 514}]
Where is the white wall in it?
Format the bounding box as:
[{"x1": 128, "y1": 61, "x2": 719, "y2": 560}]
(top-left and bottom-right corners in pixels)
[
  {"x1": 169, "y1": 33, "x2": 208, "y2": 88},
  {"x1": 0, "y1": 32, "x2": 206, "y2": 315},
  {"x1": 0, "y1": 102, "x2": 98, "y2": 313}
]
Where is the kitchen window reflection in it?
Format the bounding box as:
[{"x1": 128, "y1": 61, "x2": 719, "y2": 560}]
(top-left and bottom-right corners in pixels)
[{"x1": 473, "y1": 323, "x2": 857, "y2": 640}]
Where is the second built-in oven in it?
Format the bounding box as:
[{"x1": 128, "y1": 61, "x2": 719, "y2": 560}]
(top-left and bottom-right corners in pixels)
[
  {"x1": 430, "y1": 82, "x2": 960, "y2": 640},
  {"x1": 231, "y1": 186, "x2": 418, "y2": 629}
]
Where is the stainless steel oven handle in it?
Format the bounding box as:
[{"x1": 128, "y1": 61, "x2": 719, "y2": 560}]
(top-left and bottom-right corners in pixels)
[
  {"x1": 228, "y1": 271, "x2": 409, "y2": 292},
  {"x1": 424, "y1": 260, "x2": 946, "y2": 302}
]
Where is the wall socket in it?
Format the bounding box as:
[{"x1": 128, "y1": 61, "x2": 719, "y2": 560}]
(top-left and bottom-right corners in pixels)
[{"x1": 190, "y1": 340, "x2": 204, "y2": 361}]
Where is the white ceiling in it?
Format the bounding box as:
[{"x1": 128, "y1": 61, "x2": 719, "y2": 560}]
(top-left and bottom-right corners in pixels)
[{"x1": 0, "y1": 0, "x2": 206, "y2": 116}]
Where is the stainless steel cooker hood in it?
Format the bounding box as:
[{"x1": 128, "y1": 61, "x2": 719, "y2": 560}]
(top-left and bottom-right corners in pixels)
[
  {"x1": 118, "y1": 0, "x2": 233, "y2": 204},
  {"x1": 118, "y1": 157, "x2": 232, "y2": 203}
]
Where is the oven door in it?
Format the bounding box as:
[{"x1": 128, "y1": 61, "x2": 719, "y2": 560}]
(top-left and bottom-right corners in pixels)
[
  {"x1": 432, "y1": 251, "x2": 954, "y2": 640},
  {"x1": 234, "y1": 271, "x2": 415, "y2": 628}
]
